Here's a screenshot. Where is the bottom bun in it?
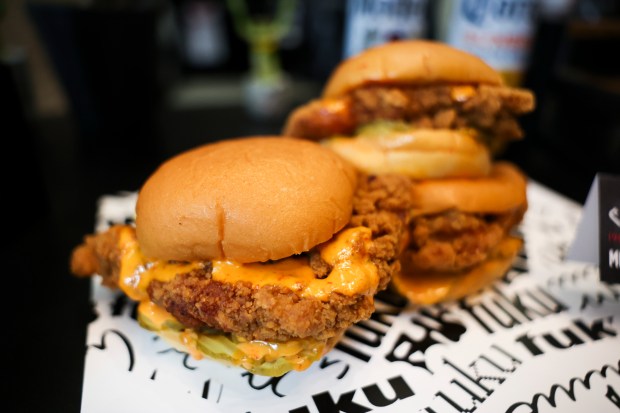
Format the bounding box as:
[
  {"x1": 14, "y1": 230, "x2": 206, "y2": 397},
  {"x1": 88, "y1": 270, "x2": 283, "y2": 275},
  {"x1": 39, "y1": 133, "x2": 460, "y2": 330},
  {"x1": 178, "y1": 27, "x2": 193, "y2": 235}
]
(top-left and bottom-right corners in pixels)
[
  {"x1": 391, "y1": 236, "x2": 522, "y2": 305},
  {"x1": 137, "y1": 301, "x2": 342, "y2": 377},
  {"x1": 322, "y1": 128, "x2": 491, "y2": 179}
]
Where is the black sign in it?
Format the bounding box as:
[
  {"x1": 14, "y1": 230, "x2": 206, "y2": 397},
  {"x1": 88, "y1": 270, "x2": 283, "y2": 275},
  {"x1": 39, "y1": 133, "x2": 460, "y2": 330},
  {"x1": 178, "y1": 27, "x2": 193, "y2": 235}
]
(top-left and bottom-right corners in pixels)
[{"x1": 599, "y1": 173, "x2": 620, "y2": 284}]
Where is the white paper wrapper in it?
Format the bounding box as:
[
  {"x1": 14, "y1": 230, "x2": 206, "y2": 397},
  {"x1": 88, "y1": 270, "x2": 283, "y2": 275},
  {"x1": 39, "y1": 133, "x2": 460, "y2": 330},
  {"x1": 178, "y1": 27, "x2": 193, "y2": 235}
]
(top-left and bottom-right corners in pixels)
[{"x1": 81, "y1": 181, "x2": 620, "y2": 413}]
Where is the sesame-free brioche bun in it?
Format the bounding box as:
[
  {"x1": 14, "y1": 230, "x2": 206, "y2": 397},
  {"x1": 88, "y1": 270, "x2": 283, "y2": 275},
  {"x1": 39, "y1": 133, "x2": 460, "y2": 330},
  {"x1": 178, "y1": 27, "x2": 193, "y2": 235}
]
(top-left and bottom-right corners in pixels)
[
  {"x1": 409, "y1": 162, "x2": 528, "y2": 216},
  {"x1": 322, "y1": 40, "x2": 503, "y2": 98},
  {"x1": 135, "y1": 136, "x2": 357, "y2": 263},
  {"x1": 322, "y1": 128, "x2": 492, "y2": 179}
]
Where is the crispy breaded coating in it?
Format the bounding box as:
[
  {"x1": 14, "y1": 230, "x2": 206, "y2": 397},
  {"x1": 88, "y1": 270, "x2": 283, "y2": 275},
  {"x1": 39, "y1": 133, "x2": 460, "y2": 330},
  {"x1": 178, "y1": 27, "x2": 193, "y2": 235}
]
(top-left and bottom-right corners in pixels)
[
  {"x1": 70, "y1": 225, "x2": 124, "y2": 289},
  {"x1": 404, "y1": 204, "x2": 527, "y2": 273},
  {"x1": 148, "y1": 275, "x2": 375, "y2": 341},
  {"x1": 349, "y1": 174, "x2": 414, "y2": 290},
  {"x1": 284, "y1": 84, "x2": 535, "y2": 148}
]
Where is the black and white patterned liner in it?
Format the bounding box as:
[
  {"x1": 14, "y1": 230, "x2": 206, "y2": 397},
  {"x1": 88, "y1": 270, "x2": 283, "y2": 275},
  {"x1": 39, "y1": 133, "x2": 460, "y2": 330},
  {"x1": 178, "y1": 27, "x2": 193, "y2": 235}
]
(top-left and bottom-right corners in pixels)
[{"x1": 81, "y1": 181, "x2": 620, "y2": 413}]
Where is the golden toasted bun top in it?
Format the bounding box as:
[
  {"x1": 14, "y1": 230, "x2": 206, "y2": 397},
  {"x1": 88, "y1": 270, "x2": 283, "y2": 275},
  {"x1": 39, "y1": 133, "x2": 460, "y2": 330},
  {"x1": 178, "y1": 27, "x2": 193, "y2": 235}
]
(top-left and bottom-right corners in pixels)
[
  {"x1": 135, "y1": 136, "x2": 357, "y2": 263},
  {"x1": 323, "y1": 40, "x2": 503, "y2": 98}
]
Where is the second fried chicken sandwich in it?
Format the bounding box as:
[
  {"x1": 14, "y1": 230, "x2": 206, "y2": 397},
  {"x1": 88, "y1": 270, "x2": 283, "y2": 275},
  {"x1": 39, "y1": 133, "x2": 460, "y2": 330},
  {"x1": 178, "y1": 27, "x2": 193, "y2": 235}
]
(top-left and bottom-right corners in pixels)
[
  {"x1": 70, "y1": 136, "x2": 407, "y2": 376},
  {"x1": 284, "y1": 40, "x2": 534, "y2": 305}
]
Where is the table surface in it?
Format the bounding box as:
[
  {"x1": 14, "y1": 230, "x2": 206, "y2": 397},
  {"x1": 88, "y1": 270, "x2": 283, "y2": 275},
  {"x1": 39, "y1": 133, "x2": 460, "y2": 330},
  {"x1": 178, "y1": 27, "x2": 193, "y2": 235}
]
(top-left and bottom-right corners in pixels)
[{"x1": 7, "y1": 101, "x2": 610, "y2": 412}]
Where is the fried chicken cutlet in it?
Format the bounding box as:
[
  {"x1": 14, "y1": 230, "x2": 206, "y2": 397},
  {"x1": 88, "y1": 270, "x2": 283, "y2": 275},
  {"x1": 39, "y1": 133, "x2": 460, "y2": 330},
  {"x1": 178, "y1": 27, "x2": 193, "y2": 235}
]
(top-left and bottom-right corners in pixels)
[{"x1": 71, "y1": 173, "x2": 411, "y2": 342}]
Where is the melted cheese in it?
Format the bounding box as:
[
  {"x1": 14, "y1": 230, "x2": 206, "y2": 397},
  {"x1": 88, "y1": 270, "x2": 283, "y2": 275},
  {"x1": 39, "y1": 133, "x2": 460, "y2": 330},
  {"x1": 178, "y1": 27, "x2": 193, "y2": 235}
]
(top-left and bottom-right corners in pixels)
[
  {"x1": 117, "y1": 226, "x2": 378, "y2": 302},
  {"x1": 212, "y1": 227, "x2": 378, "y2": 300},
  {"x1": 138, "y1": 297, "x2": 317, "y2": 364},
  {"x1": 137, "y1": 299, "x2": 327, "y2": 375},
  {"x1": 450, "y1": 85, "x2": 476, "y2": 102},
  {"x1": 138, "y1": 300, "x2": 176, "y2": 329},
  {"x1": 117, "y1": 228, "x2": 204, "y2": 301},
  {"x1": 116, "y1": 225, "x2": 373, "y2": 375}
]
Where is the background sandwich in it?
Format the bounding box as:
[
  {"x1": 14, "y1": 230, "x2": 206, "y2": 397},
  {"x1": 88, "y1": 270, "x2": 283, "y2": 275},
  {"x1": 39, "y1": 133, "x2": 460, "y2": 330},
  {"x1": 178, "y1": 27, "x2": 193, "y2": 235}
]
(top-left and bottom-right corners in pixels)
[
  {"x1": 283, "y1": 40, "x2": 534, "y2": 305},
  {"x1": 70, "y1": 136, "x2": 408, "y2": 376}
]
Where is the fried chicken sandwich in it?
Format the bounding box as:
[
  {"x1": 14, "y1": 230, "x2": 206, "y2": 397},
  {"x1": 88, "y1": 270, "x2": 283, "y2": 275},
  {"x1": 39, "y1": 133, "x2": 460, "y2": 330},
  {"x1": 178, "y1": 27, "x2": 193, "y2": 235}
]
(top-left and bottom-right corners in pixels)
[
  {"x1": 70, "y1": 136, "x2": 408, "y2": 376},
  {"x1": 284, "y1": 40, "x2": 534, "y2": 305}
]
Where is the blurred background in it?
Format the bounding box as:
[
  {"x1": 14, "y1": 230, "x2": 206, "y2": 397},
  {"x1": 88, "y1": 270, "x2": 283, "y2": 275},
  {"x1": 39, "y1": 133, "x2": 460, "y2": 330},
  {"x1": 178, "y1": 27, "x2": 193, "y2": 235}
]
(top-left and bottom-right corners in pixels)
[
  {"x1": 3, "y1": 0, "x2": 619, "y2": 205},
  {"x1": 2, "y1": 1, "x2": 619, "y2": 411}
]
